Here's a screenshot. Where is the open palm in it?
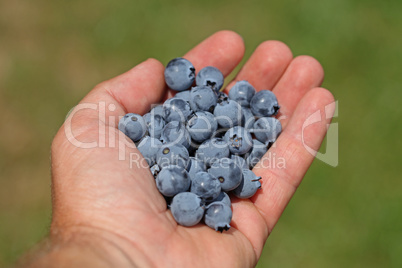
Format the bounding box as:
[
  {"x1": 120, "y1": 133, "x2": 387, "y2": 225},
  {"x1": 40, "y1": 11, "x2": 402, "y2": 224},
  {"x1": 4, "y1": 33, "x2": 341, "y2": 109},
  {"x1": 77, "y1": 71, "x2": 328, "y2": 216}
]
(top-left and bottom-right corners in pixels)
[{"x1": 50, "y1": 31, "x2": 334, "y2": 267}]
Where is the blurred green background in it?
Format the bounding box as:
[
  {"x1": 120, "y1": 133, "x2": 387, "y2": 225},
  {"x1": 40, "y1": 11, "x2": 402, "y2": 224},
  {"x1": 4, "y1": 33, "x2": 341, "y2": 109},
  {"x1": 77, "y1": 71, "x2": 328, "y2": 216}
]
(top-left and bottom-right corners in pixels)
[{"x1": 0, "y1": 0, "x2": 401, "y2": 267}]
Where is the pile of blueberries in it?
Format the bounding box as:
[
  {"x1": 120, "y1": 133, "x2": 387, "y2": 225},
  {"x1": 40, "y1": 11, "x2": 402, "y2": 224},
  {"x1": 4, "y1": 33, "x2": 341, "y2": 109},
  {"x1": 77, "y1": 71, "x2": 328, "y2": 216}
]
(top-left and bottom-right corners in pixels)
[{"x1": 118, "y1": 58, "x2": 282, "y2": 232}]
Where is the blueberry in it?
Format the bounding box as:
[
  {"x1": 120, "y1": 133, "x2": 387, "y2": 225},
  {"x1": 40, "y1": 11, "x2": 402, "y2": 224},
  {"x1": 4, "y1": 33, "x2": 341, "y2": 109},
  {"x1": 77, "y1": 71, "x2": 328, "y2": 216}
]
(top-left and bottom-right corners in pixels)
[
  {"x1": 118, "y1": 113, "x2": 147, "y2": 142},
  {"x1": 140, "y1": 61, "x2": 279, "y2": 230},
  {"x1": 250, "y1": 90, "x2": 280, "y2": 117},
  {"x1": 253, "y1": 117, "x2": 282, "y2": 145},
  {"x1": 118, "y1": 113, "x2": 132, "y2": 132},
  {"x1": 160, "y1": 121, "x2": 191, "y2": 148},
  {"x1": 170, "y1": 192, "x2": 205, "y2": 226},
  {"x1": 216, "y1": 91, "x2": 229, "y2": 102},
  {"x1": 231, "y1": 154, "x2": 248, "y2": 170},
  {"x1": 214, "y1": 98, "x2": 243, "y2": 128},
  {"x1": 228, "y1": 80, "x2": 256, "y2": 107},
  {"x1": 137, "y1": 136, "x2": 163, "y2": 166},
  {"x1": 195, "y1": 138, "x2": 230, "y2": 167},
  {"x1": 196, "y1": 66, "x2": 224, "y2": 93},
  {"x1": 224, "y1": 126, "x2": 253, "y2": 155},
  {"x1": 186, "y1": 111, "x2": 217, "y2": 143},
  {"x1": 204, "y1": 201, "x2": 232, "y2": 232},
  {"x1": 175, "y1": 90, "x2": 191, "y2": 103},
  {"x1": 156, "y1": 144, "x2": 189, "y2": 169},
  {"x1": 156, "y1": 165, "x2": 191, "y2": 197},
  {"x1": 164, "y1": 58, "x2": 195, "y2": 92},
  {"x1": 150, "y1": 105, "x2": 165, "y2": 119},
  {"x1": 242, "y1": 107, "x2": 255, "y2": 130},
  {"x1": 208, "y1": 191, "x2": 231, "y2": 207},
  {"x1": 208, "y1": 158, "x2": 242, "y2": 191},
  {"x1": 190, "y1": 172, "x2": 221, "y2": 202},
  {"x1": 163, "y1": 98, "x2": 192, "y2": 123},
  {"x1": 232, "y1": 169, "x2": 261, "y2": 199},
  {"x1": 143, "y1": 113, "x2": 165, "y2": 139},
  {"x1": 245, "y1": 139, "x2": 268, "y2": 168},
  {"x1": 143, "y1": 112, "x2": 152, "y2": 123},
  {"x1": 187, "y1": 157, "x2": 207, "y2": 180},
  {"x1": 189, "y1": 86, "x2": 217, "y2": 112},
  {"x1": 150, "y1": 164, "x2": 161, "y2": 177}
]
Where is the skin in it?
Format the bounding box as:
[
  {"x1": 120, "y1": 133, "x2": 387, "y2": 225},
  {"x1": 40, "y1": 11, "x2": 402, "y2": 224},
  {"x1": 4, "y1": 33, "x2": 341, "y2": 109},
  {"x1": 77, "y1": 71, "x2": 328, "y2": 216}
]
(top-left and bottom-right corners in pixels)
[{"x1": 19, "y1": 31, "x2": 334, "y2": 267}]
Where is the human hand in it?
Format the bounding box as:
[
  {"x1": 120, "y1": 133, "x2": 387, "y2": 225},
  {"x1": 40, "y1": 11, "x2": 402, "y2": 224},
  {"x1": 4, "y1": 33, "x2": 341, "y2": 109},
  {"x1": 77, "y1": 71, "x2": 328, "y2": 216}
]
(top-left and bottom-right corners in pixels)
[{"x1": 46, "y1": 31, "x2": 334, "y2": 267}]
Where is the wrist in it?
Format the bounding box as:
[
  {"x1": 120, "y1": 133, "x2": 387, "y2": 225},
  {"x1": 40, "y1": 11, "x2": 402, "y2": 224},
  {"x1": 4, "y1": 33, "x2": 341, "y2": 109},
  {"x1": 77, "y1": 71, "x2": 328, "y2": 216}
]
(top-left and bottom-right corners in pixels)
[{"x1": 18, "y1": 225, "x2": 151, "y2": 268}]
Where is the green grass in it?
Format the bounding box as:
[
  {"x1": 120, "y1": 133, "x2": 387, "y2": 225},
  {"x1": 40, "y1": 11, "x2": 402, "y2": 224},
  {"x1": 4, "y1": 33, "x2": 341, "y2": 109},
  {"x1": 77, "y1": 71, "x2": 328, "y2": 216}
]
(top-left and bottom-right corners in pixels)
[{"x1": 0, "y1": 0, "x2": 401, "y2": 266}]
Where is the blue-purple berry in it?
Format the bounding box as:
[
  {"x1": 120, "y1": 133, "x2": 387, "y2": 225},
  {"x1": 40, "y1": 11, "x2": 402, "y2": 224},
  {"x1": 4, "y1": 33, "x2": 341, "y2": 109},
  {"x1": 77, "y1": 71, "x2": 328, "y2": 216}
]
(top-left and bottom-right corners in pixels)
[
  {"x1": 118, "y1": 113, "x2": 147, "y2": 142},
  {"x1": 245, "y1": 139, "x2": 268, "y2": 168},
  {"x1": 229, "y1": 80, "x2": 256, "y2": 107},
  {"x1": 164, "y1": 58, "x2": 195, "y2": 92},
  {"x1": 204, "y1": 201, "x2": 232, "y2": 232},
  {"x1": 160, "y1": 121, "x2": 191, "y2": 149},
  {"x1": 250, "y1": 90, "x2": 280, "y2": 117},
  {"x1": 253, "y1": 117, "x2": 282, "y2": 145},
  {"x1": 170, "y1": 192, "x2": 205, "y2": 226},
  {"x1": 186, "y1": 111, "x2": 217, "y2": 143},
  {"x1": 137, "y1": 136, "x2": 163, "y2": 166},
  {"x1": 190, "y1": 172, "x2": 221, "y2": 202},
  {"x1": 196, "y1": 66, "x2": 224, "y2": 93},
  {"x1": 232, "y1": 169, "x2": 262, "y2": 199},
  {"x1": 195, "y1": 138, "x2": 230, "y2": 167},
  {"x1": 163, "y1": 98, "x2": 192, "y2": 123},
  {"x1": 156, "y1": 165, "x2": 191, "y2": 197},
  {"x1": 214, "y1": 98, "x2": 243, "y2": 128},
  {"x1": 208, "y1": 158, "x2": 243, "y2": 191},
  {"x1": 224, "y1": 126, "x2": 253, "y2": 155},
  {"x1": 156, "y1": 144, "x2": 189, "y2": 169},
  {"x1": 189, "y1": 86, "x2": 217, "y2": 113}
]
